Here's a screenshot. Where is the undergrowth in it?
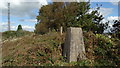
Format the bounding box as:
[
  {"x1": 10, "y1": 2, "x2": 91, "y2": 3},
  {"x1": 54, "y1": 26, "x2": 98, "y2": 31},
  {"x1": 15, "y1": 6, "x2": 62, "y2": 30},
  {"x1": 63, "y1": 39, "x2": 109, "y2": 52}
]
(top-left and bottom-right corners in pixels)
[{"x1": 2, "y1": 31, "x2": 120, "y2": 66}]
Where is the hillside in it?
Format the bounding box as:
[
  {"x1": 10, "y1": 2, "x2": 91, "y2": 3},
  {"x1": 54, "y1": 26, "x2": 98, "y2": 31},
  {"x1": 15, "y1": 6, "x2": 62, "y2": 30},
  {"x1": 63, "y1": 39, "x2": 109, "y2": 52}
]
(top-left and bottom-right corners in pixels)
[
  {"x1": 1, "y1": 1, "x2": 120, "y2": 67},
  {"x1": 2, "y1": 32, "x2": 66, "y2": 66},
  {"x1": 2, "y1": 31, "x2": 120, "y2": 66}
]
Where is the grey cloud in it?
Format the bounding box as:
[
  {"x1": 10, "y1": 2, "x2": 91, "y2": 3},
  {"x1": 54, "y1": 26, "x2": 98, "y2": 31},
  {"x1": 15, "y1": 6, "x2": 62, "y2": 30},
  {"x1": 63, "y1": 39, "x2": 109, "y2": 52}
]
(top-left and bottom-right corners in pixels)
[
  {"x1": 1, "y1": 1, "x2": 48, "y2": 18},
  {"x1": 19, "y1": 19, "x2": 37, "y2": 22}
]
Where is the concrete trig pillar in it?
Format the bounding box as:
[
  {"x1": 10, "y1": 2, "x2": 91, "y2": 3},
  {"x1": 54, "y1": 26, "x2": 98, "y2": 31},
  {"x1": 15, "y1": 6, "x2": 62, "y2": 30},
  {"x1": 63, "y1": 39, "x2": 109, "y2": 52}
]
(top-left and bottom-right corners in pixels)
[{"x1": 63, "y1": 27, "x2": 86, "y2": 62}]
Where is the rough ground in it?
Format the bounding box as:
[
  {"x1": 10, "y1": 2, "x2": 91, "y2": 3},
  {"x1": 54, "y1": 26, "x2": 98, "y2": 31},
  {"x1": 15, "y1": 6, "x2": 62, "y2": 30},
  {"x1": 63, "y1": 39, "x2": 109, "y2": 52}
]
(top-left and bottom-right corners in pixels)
[{"x1": 2, "y1": 32, "x2": 66, "y2": 66}]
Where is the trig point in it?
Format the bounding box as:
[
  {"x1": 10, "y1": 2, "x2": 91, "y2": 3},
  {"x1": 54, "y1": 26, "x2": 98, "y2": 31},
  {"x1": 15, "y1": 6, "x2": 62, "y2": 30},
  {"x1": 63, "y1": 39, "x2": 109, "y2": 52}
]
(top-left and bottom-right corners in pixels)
[{"x1": 63, "y1": 27, "x2": 86, "y2": 62}]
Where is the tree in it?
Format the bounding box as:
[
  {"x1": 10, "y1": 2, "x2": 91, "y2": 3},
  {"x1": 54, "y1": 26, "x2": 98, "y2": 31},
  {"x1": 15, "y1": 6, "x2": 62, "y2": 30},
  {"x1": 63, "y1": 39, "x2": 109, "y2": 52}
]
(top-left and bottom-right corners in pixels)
[
  {"x1": 17, "y1": 25, "x2": 23, "y2": 31},
  {"x1": 35, "y1": 23, "x2": 49, "y2": 34},
  {"x1": 35, "y1": 2, "x2": 108, "y2": 34},
  {"x1": 111, "y1": 20, "x2": 120, "y2": 39},
  {"x1": 72, "y1": 3, "x2": 109, "y2": 34},
  {"x1": 36, "y1": 2, "x2": 65, "y2": 32}
]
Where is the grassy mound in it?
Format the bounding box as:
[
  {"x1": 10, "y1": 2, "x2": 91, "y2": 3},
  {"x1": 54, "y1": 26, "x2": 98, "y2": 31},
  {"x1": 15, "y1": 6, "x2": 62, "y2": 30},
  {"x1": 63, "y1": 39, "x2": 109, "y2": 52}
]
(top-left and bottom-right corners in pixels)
[
  {"x1": 2, "y1": 31, "x2": 120, "y2": 66},
  {"x1": 2, "y1": 30, "x2": 33, "y2": 41},
  {"x1": 2, "y1": 32, "x2": 65, "y2": 66}
]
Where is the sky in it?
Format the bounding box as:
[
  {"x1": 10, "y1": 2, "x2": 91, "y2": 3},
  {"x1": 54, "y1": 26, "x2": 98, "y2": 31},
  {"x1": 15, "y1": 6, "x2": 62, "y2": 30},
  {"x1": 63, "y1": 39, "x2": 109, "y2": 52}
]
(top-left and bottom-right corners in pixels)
[{"x1": 0, "y1": 0, "x2": 120, "y2": 32}]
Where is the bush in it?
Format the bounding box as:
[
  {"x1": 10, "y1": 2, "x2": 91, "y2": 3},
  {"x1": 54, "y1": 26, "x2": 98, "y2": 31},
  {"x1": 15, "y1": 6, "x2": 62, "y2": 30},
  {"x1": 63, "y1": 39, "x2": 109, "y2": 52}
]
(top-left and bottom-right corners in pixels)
[
  {"x1": 17, "y1": 25, "x2": 23, "y2": 31},
  {"x1": 34, "y1": 23, "x2": 49, "y2": 34},
  {"x1": 2, "y1": 30, "x2": 32, "y2": 40},
  {"x1": 76, "y1": 60, "x2": 91, "y2": 66},
  {"x1": 83, "y1": 31, "x2": 119, "y2": 66},
  {"x1": 2, "y1": 31, "x2": 17, "y2": 39},
  {"x1": 16, "y1": 30, "x2": 30, "y2": 37}
]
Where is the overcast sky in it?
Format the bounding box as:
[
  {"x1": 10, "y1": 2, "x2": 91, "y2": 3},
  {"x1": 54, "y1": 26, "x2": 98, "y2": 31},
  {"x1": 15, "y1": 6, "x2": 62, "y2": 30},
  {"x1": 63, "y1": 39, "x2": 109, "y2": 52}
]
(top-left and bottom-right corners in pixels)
[{"x1": 0, "y1": 0, "x2": 120, "y2": 32}]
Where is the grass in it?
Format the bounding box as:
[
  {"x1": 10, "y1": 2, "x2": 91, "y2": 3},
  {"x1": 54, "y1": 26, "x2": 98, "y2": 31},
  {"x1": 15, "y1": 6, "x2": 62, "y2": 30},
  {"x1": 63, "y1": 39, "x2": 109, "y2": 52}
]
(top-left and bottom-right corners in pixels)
[
  {"x1": 2, "y1": 32, "x2": 65, "y2": 66},
  {"x1": 2, "y1": 31, "x2": 120, "y2": 66}
]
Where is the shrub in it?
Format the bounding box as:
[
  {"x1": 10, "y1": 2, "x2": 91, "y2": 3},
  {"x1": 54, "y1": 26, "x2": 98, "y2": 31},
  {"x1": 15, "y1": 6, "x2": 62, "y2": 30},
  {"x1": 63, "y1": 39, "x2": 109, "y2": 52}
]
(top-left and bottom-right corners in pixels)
[
  {"x1": 17, "y1": 25, "x2": 23, "y2": 31},
  {"x1": 76, "y1": 60, "x2": 91, "y2": 66},
  {"x1": 16, "y1": 30, "x2": 30, "y2": 37},
  {"x1": 34, "y1": 23, "x2": 49, "y2": 34},
  {"x1": 83, "y1": 31, "x2": 119, "y2": 66},
  {"x1": 2, "y1": 31, "x2": 17, "y2": 39},
  {"x1": 2, "y1": 30, "x2": 32, "y2": 40}
]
